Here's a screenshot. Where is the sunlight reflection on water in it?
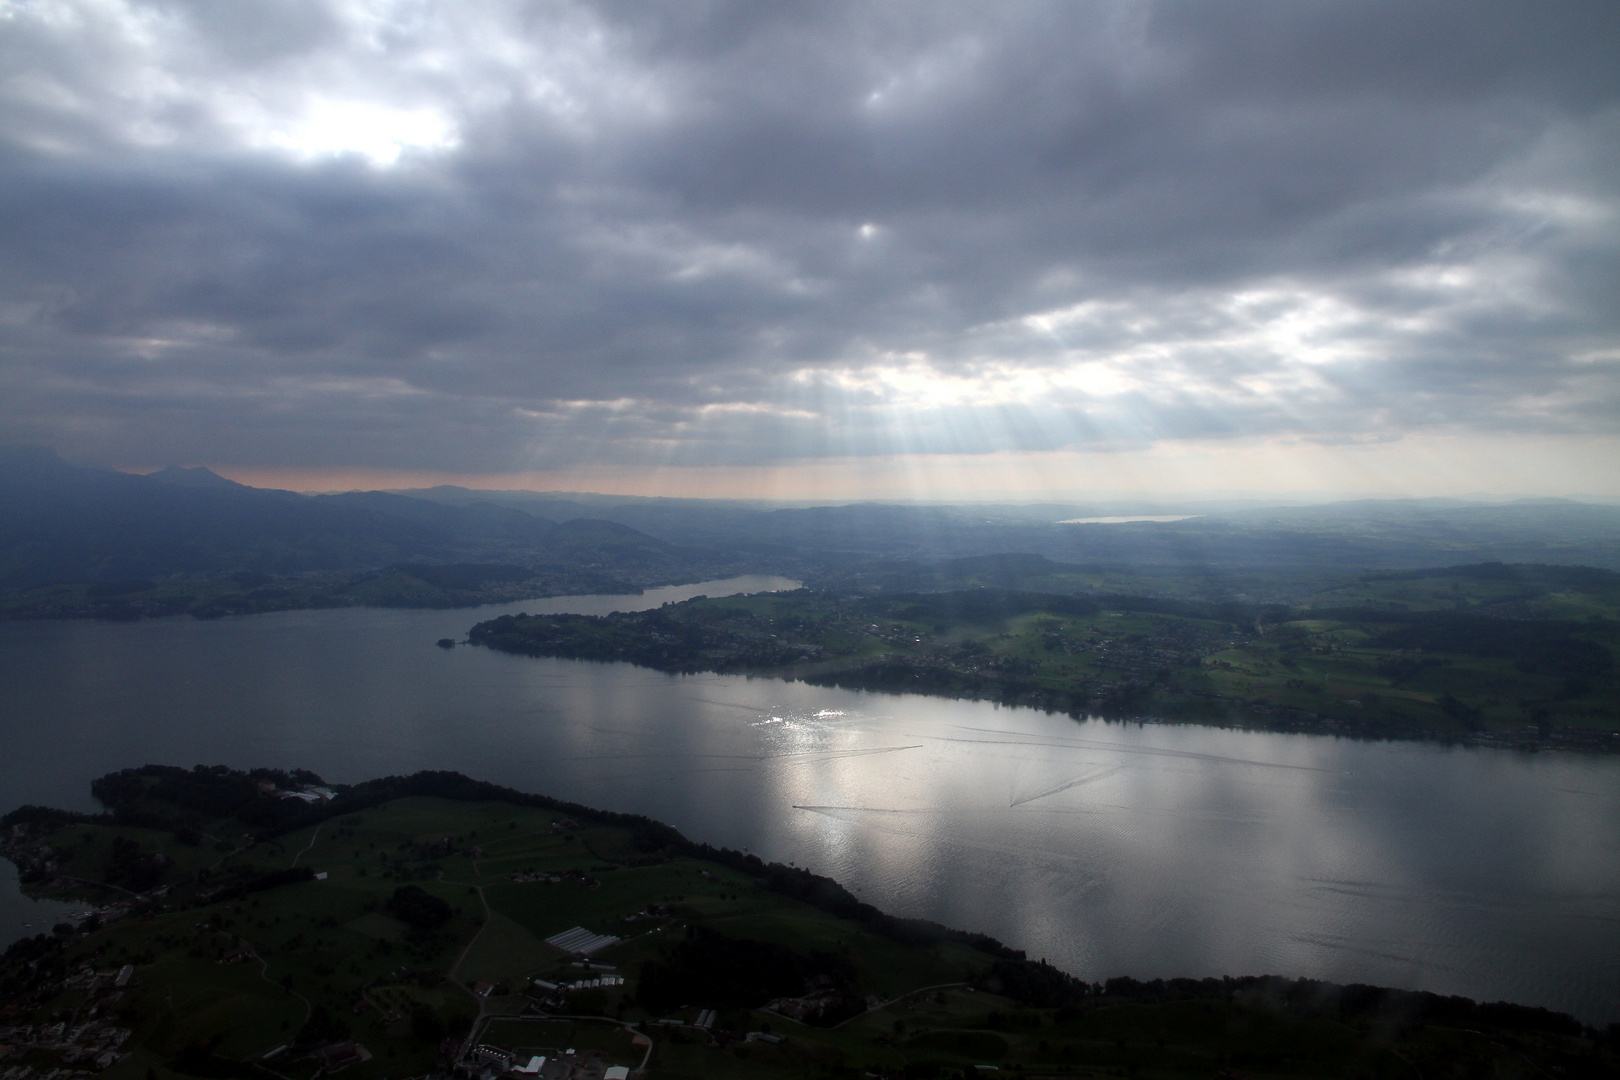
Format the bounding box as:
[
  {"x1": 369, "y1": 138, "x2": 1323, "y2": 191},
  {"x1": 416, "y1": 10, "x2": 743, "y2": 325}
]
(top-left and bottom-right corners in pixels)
[{"x1": 1, "y1": 575, "x2": 1616, "y2": 1023}]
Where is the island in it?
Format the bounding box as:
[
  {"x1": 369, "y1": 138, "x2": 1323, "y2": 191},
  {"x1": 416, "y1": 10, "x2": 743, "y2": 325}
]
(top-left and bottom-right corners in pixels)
[
  {"x1": 2, "y1": 765, "x2": 1613, "y2": 1079},
  {"x1": 467, "y1": 564, "x2": 1620, "y2": 751}
]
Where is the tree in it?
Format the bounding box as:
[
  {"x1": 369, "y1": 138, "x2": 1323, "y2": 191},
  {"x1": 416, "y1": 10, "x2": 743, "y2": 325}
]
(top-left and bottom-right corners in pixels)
[{"x1": 387, "y1": 885, "x2": 451, "y2": 930}]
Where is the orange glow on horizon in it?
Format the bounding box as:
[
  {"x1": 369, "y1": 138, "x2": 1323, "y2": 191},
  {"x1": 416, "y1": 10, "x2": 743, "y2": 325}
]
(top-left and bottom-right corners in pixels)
[{"x1": 124, "y1": 433, "x2": 1620, "y2": 501}]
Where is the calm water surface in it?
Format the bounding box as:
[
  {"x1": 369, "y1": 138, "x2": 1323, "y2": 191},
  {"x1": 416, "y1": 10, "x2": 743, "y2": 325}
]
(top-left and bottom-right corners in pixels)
[{"x1": 2, "y1": 574, "x2": 1617, "y2": 1024}]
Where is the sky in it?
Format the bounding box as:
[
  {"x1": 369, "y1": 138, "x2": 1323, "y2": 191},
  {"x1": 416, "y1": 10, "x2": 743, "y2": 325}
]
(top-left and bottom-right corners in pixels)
[{"x1": 1, "y1": 1, "x2": 1617, "y2": 499}]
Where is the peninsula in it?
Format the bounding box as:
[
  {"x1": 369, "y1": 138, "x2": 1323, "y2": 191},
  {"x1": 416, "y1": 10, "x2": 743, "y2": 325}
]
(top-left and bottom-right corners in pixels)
[
  {"x1": 3, "y1": 766, "x2": 1613, "y2": 1079},
  {"x1": 467, "y1": 566, "x2": 1620, "y2": 750}
]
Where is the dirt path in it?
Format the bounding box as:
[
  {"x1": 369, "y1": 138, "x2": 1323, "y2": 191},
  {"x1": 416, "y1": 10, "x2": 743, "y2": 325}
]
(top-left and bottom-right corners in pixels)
[
  {"x1": 289, "y1": 823, "x2": 324, "y2": 868},
  {"x1": 247, "y1": 943, "x2": 312, "y2": 1064},
  {"x1": 827, "y1": 980, "x2": 969, "y2": 1030},
  {"x1": 448, "y1": 883, "x2": 494, "y2": 1058}
]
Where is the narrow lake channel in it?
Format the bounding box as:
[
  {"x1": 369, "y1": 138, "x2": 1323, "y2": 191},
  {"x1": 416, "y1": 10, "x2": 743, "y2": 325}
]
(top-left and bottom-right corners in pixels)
[{"x1": 2, "y1": 575, "x2": 1617, "y2": 1024}]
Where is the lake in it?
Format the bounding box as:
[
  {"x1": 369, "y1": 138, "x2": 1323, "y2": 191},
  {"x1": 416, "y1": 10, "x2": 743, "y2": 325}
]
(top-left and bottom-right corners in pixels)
[{"x1": 2, "y1": 575, "x2": 1617, "y2": 1024}]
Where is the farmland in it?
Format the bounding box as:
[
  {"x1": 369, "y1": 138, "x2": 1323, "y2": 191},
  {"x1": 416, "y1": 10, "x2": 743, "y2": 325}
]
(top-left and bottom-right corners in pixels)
[
  {"x1": 3, "y1": 766, "x2": 1616, "y2": 1079},
  {"x1": 468, "y1": 564, "x2": 1620, "y2": 749}
]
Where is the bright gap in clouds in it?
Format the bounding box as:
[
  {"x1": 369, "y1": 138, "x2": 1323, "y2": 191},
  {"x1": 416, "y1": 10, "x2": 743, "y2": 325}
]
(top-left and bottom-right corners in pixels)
[
  {"x1": 243, "y1": 99, "x2": 457, "y2": 166},
  {"x1": 1, "y1": 1, "x2": 1615, "y2": 497}
]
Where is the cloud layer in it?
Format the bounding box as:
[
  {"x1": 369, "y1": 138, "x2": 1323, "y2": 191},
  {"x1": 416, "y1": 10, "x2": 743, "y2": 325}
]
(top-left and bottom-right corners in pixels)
[{"x1": 1, "y1": 0, "x2": 1617, "y2": 484}]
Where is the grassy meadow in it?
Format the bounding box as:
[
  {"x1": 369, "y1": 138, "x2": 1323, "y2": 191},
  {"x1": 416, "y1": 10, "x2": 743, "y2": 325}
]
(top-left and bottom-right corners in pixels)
[{"x1": 3, "y1": 769, "x2": 1615, "y2": 1079}]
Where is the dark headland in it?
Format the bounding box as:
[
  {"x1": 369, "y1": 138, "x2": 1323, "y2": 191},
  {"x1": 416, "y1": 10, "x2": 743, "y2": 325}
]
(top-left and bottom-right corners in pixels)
[{"x1": 2, "y1": 765, "x2": 1614, "y2": 1079}]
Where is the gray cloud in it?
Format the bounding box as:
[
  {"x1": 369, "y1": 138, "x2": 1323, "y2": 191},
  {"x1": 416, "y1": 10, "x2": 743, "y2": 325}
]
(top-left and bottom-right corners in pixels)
[{"x1": 0, "y1": 0, "x2": 1615, "y2": 474}]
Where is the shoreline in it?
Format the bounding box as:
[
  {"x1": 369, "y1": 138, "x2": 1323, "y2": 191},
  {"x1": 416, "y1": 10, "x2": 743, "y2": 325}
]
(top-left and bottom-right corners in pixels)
[
  {"x1": 470, "y1": 636, "x2": 1620, "y2": 755},
  {"x1": 3, "y1": 768, "x2": 1613, "y2": 1032}
]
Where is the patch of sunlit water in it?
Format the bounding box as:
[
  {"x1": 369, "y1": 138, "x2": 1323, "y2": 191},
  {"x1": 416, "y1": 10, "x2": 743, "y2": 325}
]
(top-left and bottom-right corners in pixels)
[{"x1": 1056, "y1": 515, "x2": 1199, "y2": 524}]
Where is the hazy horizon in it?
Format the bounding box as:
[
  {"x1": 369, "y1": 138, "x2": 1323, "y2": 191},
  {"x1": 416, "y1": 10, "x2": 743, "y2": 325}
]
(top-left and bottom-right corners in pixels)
[
  {"x1": 56, "y1": 454, "x2": 1620, "y2": 507},
  {"x1": 91, "y1": 438, "x2": 1620, "y2": 503}
]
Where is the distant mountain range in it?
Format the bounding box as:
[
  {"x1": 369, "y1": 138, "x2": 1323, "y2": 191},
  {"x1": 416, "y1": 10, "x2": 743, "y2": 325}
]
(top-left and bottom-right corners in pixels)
[
  {"x1": 4, "y1": 447, "x2": 1619, "y2": 614},
  {"x1": 0, "y1": 447, "x2": 690, "y2": 590},
  {"x1": 395, "y1": 483, "x2": 1620, "y2": 573}
]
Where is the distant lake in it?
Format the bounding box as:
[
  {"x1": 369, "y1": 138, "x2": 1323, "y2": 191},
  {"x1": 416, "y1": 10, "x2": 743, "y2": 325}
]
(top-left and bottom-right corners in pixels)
[
  {"x1": 2, "y1": 574, "x2": 1617, "y2": 1024},
  {"x1": 1056, "y1": 515, "x2": 1200, "y2": 524}
]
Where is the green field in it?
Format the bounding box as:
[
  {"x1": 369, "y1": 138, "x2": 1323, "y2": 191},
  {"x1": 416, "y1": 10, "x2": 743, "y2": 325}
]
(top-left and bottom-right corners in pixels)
[
  {"x1": 3, "y1": 766, "x2": 1615, "y2": 1079},
  {"x1": 469, "y1": 565, "x2": 1620, "y2": 749}
]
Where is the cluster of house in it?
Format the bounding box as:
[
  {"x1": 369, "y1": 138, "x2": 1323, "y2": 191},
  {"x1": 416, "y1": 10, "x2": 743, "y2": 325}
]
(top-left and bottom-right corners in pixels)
[
  {"x1": 0, "y1": 962, "x2": 138, "y2": 1072},
  {"x1": 312, "y1": 1041, "x2": 370, "y2": 1072},
  {"x1": 764, "y1": 975, "x2": 858, "y2": 1024},
  {"x1": 60, "y1": 966, "x2": 132, "y2": 994},
  {"x1": 532, "y1": 974, "x2": 625, "y2": 994},
  {"x1": 764, "y1": 992, "x2": 840, "y2": 1023},
  {"x1": 455, "y1": 920, "x2": 647, "y2": 1078},
  {"x1": 509, "y1": 868, "x2": 600, "y2": 888},
  {"x1": 466, "y1": 1044, "x2": 630, "y2": 1080},
  {"x1": 260, "y1": 1038, "x2": 370, "y2": 1073},
  {"x1": 517, "y1": 929, "x2": 627, "y2": 1009},
  {"x1": 542, "y1": 927, "x2": 620, "y2": 956},
  {"x1": 648, "y1": 1017, "x2": 781, "y2": 1048},
  {"x1": 272, "y1": 785, "x2": 335, "y2": 803},
  {"x1": 0, "y1": 1019, "x2": 132, "y2": 1077}
]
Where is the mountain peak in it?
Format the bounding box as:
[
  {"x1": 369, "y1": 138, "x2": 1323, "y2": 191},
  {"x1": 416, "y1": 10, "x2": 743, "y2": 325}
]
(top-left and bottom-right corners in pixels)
[{"x1": 144, "y1": 464, "x2": 248, "y2": 490}]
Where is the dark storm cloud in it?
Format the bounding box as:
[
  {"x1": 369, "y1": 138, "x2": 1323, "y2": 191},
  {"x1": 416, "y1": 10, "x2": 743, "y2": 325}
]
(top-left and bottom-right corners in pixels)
[{"x1": 0, "y1": 0, "x2": 1615, "y2": 472}]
